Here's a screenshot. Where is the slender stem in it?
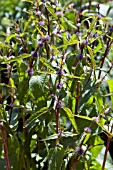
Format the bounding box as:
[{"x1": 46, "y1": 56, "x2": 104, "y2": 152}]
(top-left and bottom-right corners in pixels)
[
  {"x1": 71, "y1": 135, "x2": 86, "y2": 170},
  {"x1": 80, "y1": 0, "x2": 83, "y2": 12},
  {"x1": 45, "y1": 8, "x2": 50, "y2": 59},
  {"x1": 1, "y1": 126, "x2": 10, "y2": 170},
  {"x1": 75, "y1": 81, "x2": 80, "y2": 114},
  {"x1": 46, "y1": 8, "x2": 50, "y2": 36},
  {"x1": 55, "y1": 109, "x2": 59, "y2": 134},
  {"x1": 98, "y1": 39, "x2": 112, "y2": 79},
  {"x1": 102, "y1": 137, "x2": 111, "y2": 170},
  {"x1": 88, "y1": 0, "x2": 91, "y2": 11},
  {"x1": 101, "y1": 65, "x2": 113, "y2": 82},
  {"x1": 45, "y1": 42, "x2": 50, "y2": 60},
  {"x1": 3, "y1": 142, "x2": 10, "y2": 170},
  {"x1": 20, "y1": 37, "x2": 28, "y2": 53},
  {"x1": 71, "y1": 154, "x2": 79, "y2": 170},
  {"x1": 9, "y1": 108, "x2": 13, "y2": 124},
  {"x1": 16, "y1": 25, "x2": 27, "y2": 53},
  {"x1": 55, "y1": 109, "x2": 59, "y2": 146},
  {"x1": 22, "y1": 115, "x2": 26, "y2": 139}
]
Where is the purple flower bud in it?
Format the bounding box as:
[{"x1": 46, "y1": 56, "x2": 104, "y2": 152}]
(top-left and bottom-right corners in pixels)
[
  {"x1": 0, "y1": 122, "x2": 3, "y2": 129},
  {"x1": 76, "y1": 147, "x2": 84, "y2": 155},
  {"x1": 50, "y1": 56, "x2": 55, "y2": 62},
  {"x1": 27, "y1": 68, "x2": 34, "y2": 76},
  {"x1": 51, "y1": 94, "x2": 55, "y2": 99},
  {"x1": 93, "y1": 33, "x2": 98, "y2": 38},
  {"x1": 56, "y1": 82, "x2": 63, "y2": 89},
  {"x1": 57, "y1": 70, "x2": 64, "y2": 76},
  {"x1": 82, "y1": 39, "x2": 88, "y2": 45},
  {"x1": 97, "y1": 4, "x2": 100, "y2": 10},
  {"x1": 10, "y1": 103, "x2": 15, "y2": 107},
  {"x1": 76, "y1": 23, "x2": 81, "y2": 27},
  {"x1": 41, "y1": 36, "x2": 46, "y2": 41},
  {"x1": 41, "y1": 35, "x2": 50, "y2": 42},
  {"x1": 92, "y1": 117, "x2": 98, "y2": 122},
  {"x1": 31, "y1": 51, "x2": 38, "y2": 58},
  {"x1": 56, "y1": 11, "x2": 63, "y2": 17},
  {"x1": 45, "y1": 35, "x2": 50, "y2": 41},
  {"x1": 58, "y1": 131, "x2": 63, "y2": 138},
  {"x1": 38, "y1": 40, "x2": 44, "y2": 47},
  {"x1": 56, "y1": 100, "x2": 62, "y2": 109},
  {"x1": 77, "y1": 54, "x2": 84, "y2": 60},
  {"x1": 38, "y1": 21, "x2": 45, "y2": 26},
  {"x1": 16, "y1": 27, "x2": 20, "y2": 32},
  {"x1": 104, "y1": 108, "x2": 109, "y2": 115},
  {"x1": 35, "y1": 11, "x2": 41, "y2": 16},
  {"x1": 33, "y1": 6, "x2": 37, "y2": 10},
  {"x1": 96, "y1": 14, "x2": 102, "y2": 19},
  {"x1": 76, "y1": 32, "x2": 82, "y2": 37},
  {"x1": 84, "y1": 127, "x2": 91, "y2": 133},
  {"x1": 109, "y1": 27, "x2": 113, "y2": 32}
]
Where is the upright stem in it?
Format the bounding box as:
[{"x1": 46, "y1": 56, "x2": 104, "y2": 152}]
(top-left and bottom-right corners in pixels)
[
  {"x1": 75, "y1": 81, "x2": 80, "y2": 115},
  {"x1": 71, "y1": 154, "x2": 79, "y2": 170},
  {"x1": 71, "y1": 135, "x2": 86, "y2": 170},
  {"x1": 88, "y1": 0, "x2": 91, "y2": 11},
  {"x1": 55, "y1": 109, "x2": 59, "y2": 134},
  {"x1": 98, "y1": 39, "x2": 112, "y2": 79},
  {"x1": 46, "y1": 8, "x2": 50, "y2": 36},
  {"x1": 22, "y1": 115, "x2": 26, "y2": 139},
  {"x1": 0, "y1": 125, "x2": 10, "y2": 170},
  {"x1": 102, "y1": 137, "x2": 111, "y2": 170}
]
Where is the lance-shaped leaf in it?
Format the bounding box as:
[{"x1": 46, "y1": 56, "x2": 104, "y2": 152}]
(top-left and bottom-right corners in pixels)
[
  {"x1": 107, "y1": 80, "x2": 113, "y2": 110},
  {"x1": 63, "y1": 107, "x2": 79, "y2": 134},
  {"x1": 2, "y1": 54, "x2": 30, "y2": 64}
]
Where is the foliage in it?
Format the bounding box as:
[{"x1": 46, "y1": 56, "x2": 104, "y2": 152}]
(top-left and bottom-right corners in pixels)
[{"x1": 0, "y1": 0, "x2": 113, "y2": 169}]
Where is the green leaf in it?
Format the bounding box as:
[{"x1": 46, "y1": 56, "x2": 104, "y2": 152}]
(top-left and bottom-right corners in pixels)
[
  {"x1": 64, "y1": 17, "x2": 76, "y2": 29},
  {"x1": 64, "y1": 74, "x2": 84, "y2": 79},
  {"x1": 40, "y1": 132, "x2": 77, "y2": 141},
  {"x1": 94, "y1": 39, "x2": 103, "y2": 54},
  {"x1": 6, "y1": 34, "x2": 16, "y2": 42},
  {"x1": 0, "y1": 31, "x2": 6, "y2": 36},
  {"x1": 107, "y1": 80, "x2": 113, "y2": 109},
  {"x1": 0, "y1": 42, "x2": 9, "y2": 48},
  {"x1": 22, "y1": 0, "x2": 33, "y2": 3},
  {"x1": 57, "y1": 40, "x2": 79, "y2": 49},
  {"x1": 37, "y1": 71, "x2": 83, "y2": 79},
  {"x1": 75, "y1": 115, "x2": 92, "y2": 121},
  {"x1": 40, "y1": 57, "x2": 55, "y2": 71},
  {"x1": 79, "y1": 81, "x2": 97, "y2": 109},
  {"x1": 63, "y1": 107, "x2": 79, "y2": 134},
  {"x1": 87, "y1": 45, "x2": 96, "y2": 69},
  {"x1": 29, "y1": 74, "x2": 48, "y2": 99},
  {"x1": 46, "y1": 3, "x2": 58, "y2": 20},
  {"x1": 2, "y1": 54, "x2": 30, "y2": 64},
  {"x1": 88, "y1": 17, "x2": 98, "y2": 34},
  {"x1": 48, "y1": 147, "x2": 65, "y2": 170},
  {"x1": 25, "y1": 107, "x2": 48, "y2": 130}
]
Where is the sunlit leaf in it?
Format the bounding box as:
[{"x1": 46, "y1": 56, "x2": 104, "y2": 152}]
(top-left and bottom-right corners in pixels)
[{"x1": 63, "y1": 107, "x2": 79, "y2": 134}]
